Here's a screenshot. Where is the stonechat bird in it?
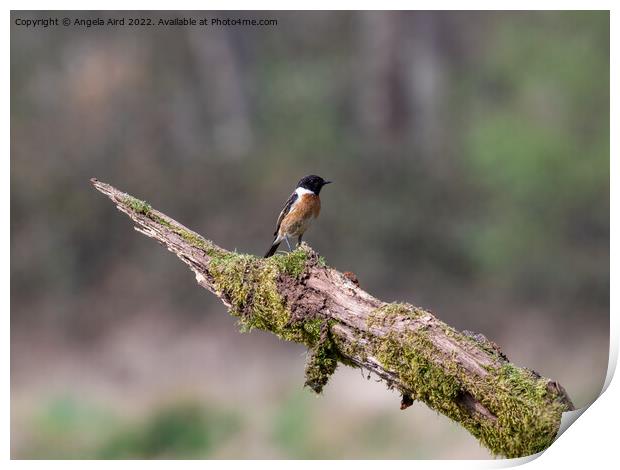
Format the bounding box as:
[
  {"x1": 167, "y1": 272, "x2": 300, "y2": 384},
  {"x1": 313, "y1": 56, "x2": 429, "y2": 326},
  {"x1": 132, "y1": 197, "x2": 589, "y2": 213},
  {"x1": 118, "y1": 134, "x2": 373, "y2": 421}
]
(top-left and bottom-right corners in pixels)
[{"x1": 264, "y1": 175, "x2": 331, "y2": 258}]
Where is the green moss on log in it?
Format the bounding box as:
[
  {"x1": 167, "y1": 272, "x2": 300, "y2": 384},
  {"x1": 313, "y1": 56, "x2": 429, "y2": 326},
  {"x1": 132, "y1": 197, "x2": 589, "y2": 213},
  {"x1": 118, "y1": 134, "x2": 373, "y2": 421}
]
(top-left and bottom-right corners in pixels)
[
  {"x1": 207, "y1": 248, "x2": 327, "y2": 346},
  {"x1": 367, "y1": 302, "x2": 427, "y2": 328},
  {"x1": 121, "y1": 194, "x2": 316, "y2": 344},
  {"x1": 304, "y1": 331, "x2": 338, "y2": 394},
  {"x1": 270, "y1": 248, "x2": 311, "y2": 279},
  {"x1": 122, "y1": 195, "x2": 220, "y2": 255},
  {"x1": 122, "y1": 195, "x2": 151, "y2": 215},
  {"x1": 119, "y1": 192, "x2": 570, "y2": 458},
  {"x1": 364, "y1": 305, "x2": 567, "y2": 458}
]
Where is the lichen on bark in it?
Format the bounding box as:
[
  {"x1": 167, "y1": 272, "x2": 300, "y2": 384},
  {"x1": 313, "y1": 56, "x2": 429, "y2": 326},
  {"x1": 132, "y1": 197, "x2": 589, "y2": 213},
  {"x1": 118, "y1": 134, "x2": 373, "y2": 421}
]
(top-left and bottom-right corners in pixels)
[{"x1": 90, "y1": 179, "x2": 575, "y2": 459}]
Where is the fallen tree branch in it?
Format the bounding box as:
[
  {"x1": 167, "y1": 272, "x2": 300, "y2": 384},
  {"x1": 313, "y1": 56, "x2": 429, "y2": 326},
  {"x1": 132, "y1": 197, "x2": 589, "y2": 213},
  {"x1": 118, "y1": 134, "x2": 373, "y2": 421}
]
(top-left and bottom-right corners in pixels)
[{"x1": 91, "y1": 178, "x2": 575, "y2": 458}]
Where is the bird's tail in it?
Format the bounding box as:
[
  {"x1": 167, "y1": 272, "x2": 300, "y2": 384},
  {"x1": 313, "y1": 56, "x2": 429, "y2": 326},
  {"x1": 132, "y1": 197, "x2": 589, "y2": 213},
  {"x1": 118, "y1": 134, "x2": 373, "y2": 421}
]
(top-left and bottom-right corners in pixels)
[{"x1": 264, "y1": 241, "x2": 280, "y2": 258}]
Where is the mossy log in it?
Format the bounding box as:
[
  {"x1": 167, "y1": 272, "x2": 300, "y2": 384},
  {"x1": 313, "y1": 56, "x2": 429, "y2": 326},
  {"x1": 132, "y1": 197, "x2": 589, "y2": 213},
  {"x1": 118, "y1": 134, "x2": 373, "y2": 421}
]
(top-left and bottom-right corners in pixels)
[{"x1": 91, "y1": 178, "x2": 575, "y2": 459}]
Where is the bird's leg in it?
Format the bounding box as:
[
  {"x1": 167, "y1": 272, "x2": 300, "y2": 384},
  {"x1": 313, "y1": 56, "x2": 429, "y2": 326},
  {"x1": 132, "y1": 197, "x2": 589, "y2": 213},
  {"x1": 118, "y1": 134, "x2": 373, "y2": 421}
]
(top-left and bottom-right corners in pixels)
[
  {"x1": 297, "y1": 234, "x2": 303, "y2": 247},
  {"x1": 284, "y1": 236, "x2": 292, "y2": 251}
]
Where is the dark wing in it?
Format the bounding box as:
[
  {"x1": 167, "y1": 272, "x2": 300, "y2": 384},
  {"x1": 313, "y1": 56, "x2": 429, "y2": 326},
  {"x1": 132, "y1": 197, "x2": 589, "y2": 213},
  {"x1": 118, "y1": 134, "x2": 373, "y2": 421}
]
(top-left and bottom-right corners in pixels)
[{"x1": 273, "y1": 191, "x2": 298, "y2": 236}]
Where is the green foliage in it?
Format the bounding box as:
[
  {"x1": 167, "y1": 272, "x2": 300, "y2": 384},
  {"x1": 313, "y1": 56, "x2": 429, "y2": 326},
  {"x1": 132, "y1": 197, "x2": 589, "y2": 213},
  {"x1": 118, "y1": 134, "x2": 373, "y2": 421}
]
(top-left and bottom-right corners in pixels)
[
  {"x1": 25, "y1": 397, "x2": 118, "y2": 459},
  {"x1": 271, "y1": 390, "x2": 317, "y2": 458},
  {"x1": 23, "y1": 398, "x2": 239, "y2": 459},
  {"x1": 97, "y1": 402, "x2": 239, "y2": 459},
  {"x1": 463, "y1": 12, "x2": 609, "y2": 298}
]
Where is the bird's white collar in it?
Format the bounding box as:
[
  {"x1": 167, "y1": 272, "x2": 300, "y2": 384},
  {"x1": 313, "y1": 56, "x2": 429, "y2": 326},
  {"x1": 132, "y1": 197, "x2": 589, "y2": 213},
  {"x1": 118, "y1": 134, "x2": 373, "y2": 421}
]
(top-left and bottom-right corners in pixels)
[{"x1": 295, "y1": 187, "x2": 315, "y2": 197}]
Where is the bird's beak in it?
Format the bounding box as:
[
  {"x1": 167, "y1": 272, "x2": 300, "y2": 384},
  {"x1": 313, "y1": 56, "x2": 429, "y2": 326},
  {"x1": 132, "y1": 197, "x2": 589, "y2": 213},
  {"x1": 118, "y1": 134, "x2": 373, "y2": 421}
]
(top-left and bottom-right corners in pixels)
[{"x1": 324, "y1": 180, "x2": 332, "y2": 185}]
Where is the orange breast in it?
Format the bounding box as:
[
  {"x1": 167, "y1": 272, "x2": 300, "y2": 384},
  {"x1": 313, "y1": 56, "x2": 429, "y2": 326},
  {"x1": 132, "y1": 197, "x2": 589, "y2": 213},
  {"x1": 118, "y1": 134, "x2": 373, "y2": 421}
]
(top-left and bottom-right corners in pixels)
[{"x1": 279, "y1": 193, "x2": 320, "y2": 236}]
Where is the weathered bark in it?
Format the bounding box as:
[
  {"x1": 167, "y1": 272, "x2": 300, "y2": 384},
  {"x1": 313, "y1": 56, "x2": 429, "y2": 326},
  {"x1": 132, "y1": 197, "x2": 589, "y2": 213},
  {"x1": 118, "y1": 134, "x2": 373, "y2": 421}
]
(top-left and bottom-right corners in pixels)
[{"x1": 91, "y1": 178, "x2": 574, "y2": 459}]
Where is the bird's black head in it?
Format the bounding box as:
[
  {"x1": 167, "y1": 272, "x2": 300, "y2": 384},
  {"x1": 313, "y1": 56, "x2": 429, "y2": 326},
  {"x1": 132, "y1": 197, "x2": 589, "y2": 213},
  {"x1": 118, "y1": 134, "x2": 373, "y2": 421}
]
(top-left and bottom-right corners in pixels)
[{"x1": 297, "y1": 175, "x2": 332, "y2": 194}]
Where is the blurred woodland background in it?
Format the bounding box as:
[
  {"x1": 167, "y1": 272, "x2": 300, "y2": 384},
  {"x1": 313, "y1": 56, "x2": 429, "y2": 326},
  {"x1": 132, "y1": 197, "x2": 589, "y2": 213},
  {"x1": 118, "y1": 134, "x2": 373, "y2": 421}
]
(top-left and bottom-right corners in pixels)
[{"x1": 11, "y1": 11, "x2": 609, "y2": 459}]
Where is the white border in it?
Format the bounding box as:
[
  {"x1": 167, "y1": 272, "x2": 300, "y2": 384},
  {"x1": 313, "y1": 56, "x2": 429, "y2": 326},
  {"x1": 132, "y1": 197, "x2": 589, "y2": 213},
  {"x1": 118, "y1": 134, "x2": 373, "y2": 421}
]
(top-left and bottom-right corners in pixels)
[
  {"x1": 3, "y1": 1, "x2": 619, "y2": 10},
  {"x1": 4, "y1": 2, "x2": 616, "y2": 468}
]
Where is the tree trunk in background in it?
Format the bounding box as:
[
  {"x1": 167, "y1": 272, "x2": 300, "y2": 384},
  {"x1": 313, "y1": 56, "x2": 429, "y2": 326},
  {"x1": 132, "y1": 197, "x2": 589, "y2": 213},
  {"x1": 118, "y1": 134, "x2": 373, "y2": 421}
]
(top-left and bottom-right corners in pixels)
[
  {"x1": 356, "y1": 11, "x2": 453, "y2": 176},
  {"x1": 356, "y1": 12, "x2": 408, "y2": 143},
  {"x1": 186, "y1": 28, "x2": 254, "y2": 159}
]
